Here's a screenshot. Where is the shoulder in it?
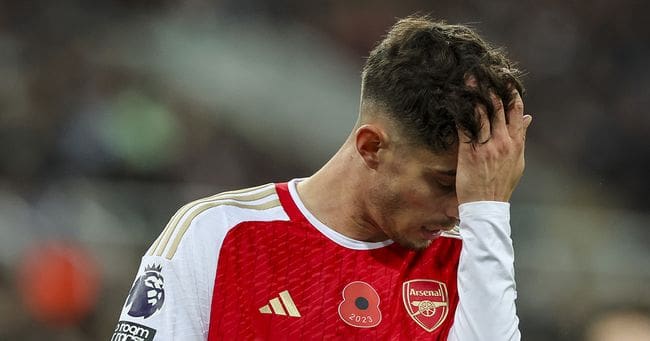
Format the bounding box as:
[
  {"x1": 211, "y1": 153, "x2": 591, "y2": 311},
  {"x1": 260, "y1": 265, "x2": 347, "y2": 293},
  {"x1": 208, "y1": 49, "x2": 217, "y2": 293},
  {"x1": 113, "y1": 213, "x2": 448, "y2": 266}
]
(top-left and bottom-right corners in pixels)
[
  {"x1": 146, "y1": 183, "x2": 289, "y2": 260},
  {"x1": 115, "y1": 183, "x2": 291, "y2": 338}
]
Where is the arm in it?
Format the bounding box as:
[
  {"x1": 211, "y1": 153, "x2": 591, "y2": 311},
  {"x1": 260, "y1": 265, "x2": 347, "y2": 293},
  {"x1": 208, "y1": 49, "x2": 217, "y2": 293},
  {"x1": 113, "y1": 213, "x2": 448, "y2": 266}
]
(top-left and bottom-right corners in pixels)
[
  {"x1": 112, "y1": 184, "x2": 282, "y2": 340},
  {"x1": 112, "y1": 206, "x2": 225, "y2": 341},
  {"x1": 448, "y1": 201, "x2": 519, "y2": 340},
  {"x1": 448, "y1": 87, "x2": 532, "y2": 340}
]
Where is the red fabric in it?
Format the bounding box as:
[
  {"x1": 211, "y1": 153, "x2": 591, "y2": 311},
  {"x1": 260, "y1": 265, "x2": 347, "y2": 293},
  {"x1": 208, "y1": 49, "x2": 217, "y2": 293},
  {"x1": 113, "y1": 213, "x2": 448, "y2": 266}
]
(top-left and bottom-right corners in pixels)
[
  {"x1": 208, "y1": 183, "x2": 462, "y2": 340},
  {"x1": 275, "y1": 182, "x2": 304, "y2": 223}
]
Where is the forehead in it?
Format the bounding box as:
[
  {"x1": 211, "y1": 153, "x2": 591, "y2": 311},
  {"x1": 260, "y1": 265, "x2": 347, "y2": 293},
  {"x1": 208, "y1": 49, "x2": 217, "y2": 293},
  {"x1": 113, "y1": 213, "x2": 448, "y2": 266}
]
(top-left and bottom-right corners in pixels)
[{"x1": 399, "y1": 143, "x2": 458, "y2": 173}]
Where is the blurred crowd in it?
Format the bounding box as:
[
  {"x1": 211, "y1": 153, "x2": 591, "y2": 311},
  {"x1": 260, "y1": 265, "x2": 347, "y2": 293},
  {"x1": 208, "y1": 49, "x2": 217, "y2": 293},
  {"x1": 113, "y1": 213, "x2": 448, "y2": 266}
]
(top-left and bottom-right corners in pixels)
[{"x1": 0, "y1": 1, "x2": 648, "y2": 340}]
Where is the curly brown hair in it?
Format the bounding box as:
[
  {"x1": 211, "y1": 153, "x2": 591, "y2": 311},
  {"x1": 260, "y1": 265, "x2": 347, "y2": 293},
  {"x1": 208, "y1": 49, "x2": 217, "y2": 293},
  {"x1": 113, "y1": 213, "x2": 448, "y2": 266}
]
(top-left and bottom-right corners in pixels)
[{"x1": 362, "y1": 15, "x2": 524, "y2": 152}]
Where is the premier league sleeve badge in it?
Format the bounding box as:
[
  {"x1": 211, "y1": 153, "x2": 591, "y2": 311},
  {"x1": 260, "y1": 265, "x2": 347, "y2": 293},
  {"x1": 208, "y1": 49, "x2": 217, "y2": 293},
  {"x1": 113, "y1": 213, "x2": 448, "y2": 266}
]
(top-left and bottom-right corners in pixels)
[{"x1": 125, "y1": 264, "x2": 165, "y2": 319}]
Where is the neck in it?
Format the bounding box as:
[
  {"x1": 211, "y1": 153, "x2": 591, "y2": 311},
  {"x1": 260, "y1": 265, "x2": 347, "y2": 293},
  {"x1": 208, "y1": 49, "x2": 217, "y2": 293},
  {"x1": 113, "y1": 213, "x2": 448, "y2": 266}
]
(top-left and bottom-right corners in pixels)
[{"x1": 296, "y1": 141, "x2": 388, "y2": 242}]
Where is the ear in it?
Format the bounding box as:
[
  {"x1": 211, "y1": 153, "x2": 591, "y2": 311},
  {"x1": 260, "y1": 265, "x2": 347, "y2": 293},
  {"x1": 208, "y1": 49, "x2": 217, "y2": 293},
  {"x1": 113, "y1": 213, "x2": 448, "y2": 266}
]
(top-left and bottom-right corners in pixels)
[{"x1": 354, "y1": 124, "x2": 387, "y2": 169}]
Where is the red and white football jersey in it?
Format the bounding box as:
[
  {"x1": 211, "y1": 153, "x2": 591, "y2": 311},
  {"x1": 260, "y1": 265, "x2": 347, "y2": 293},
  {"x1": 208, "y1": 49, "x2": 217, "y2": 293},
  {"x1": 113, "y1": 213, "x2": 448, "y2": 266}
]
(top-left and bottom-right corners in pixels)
[{"x1": 113, "y1": 179, "x2": 520, "y2": 340}]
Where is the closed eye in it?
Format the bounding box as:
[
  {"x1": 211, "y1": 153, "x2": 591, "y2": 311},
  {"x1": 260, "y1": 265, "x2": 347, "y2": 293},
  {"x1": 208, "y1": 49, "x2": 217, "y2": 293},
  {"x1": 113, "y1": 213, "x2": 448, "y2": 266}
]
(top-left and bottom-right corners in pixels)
[
  {"x1": 424, "y1": 173, "x2": 455, "y2": 192},
  {"x1": 437, "y1": 180, "x2": 455, "y2": 191}
]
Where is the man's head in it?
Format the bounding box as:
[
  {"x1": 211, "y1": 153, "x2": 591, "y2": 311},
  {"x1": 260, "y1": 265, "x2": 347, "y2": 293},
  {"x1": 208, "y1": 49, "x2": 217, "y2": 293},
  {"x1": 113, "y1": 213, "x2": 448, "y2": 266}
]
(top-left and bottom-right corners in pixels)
[
  {"x1": 361, "y1": 15, "x2": 523, "y2": 151},
  {"x1": 353, "y1": 15, "x2": 523, "y2": 250}
]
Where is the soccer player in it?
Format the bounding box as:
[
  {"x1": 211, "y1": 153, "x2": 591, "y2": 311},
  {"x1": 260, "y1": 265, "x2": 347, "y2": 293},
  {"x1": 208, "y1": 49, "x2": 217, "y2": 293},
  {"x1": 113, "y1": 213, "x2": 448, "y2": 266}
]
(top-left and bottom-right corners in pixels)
[{"x1": 113, "y1": 15, "x2": 531, "y2": 340}]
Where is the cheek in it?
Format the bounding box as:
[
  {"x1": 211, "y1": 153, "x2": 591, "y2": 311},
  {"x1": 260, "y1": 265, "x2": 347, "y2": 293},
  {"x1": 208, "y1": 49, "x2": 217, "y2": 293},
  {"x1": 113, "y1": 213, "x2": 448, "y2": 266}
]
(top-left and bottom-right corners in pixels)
[
  {"x1": 399, "y1": 185, "x2": 434, "y2": 209},
  {"x1": 384, "y1": 190, "x2": 430, "y2": 229},
  {"x1": 370, "y1": 183, "x2": 402, "y2": 213},
  {"x1": 370, "y1": 175, "x2": 434, "y2": 226},
  {"x1": 367, "y1": 181, "x2": 406, "y2": 226}
]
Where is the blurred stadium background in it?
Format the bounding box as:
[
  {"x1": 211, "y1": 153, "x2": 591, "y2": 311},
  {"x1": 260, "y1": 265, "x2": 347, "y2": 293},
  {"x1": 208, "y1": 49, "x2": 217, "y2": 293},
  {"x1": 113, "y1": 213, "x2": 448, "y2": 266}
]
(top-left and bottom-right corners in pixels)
[{"x1": 1, "y1": 1, "x2": 649, "y2": 340}]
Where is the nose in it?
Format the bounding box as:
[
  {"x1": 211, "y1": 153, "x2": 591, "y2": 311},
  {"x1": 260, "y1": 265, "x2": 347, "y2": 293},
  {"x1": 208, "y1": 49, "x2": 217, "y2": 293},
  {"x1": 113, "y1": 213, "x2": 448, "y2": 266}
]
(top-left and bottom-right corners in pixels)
[{"x1": 445, "y1": 193, "x2": 459, "y2": 223}]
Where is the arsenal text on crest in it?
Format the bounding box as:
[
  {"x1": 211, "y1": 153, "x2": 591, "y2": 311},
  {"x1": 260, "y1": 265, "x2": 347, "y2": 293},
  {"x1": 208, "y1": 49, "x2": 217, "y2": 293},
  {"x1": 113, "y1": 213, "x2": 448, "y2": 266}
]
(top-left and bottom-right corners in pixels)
[{"x1": 402, "y1": 279, "x2": 449, "y2": 333}]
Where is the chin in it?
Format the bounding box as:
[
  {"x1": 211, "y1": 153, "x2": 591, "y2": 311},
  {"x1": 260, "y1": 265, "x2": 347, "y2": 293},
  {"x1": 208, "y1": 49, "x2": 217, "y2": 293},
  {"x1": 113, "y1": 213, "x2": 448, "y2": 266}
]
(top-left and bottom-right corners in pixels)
[{"x1": 395, "y1": 238, "x2": 433, "y2": 251}]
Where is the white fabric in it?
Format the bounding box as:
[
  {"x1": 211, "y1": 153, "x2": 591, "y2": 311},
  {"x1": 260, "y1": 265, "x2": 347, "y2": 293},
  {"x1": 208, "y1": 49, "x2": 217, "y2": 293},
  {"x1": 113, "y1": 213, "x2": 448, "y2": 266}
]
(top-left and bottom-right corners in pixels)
[
  {"x1": 115, "y1": 186, "x2": 288, "y2": 340},
  {"x1": 448, "y1": 201, "x2": 521, "y2": 341},
  {"x1": 115, "y1": 183, "x2": 520, "y2": 340}
]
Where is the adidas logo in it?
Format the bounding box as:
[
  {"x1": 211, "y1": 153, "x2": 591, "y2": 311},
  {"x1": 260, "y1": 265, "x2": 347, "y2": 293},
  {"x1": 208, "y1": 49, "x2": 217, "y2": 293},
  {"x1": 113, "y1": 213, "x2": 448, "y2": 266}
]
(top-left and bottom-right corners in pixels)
[{"x1": 259, "y1": 290, "x2": 301, "y2": 317}]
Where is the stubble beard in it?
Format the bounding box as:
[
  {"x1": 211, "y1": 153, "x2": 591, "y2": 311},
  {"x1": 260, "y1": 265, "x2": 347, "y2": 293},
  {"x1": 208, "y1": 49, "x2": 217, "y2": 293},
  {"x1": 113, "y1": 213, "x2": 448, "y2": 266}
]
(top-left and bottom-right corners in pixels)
[
  {"x1": 393, "y1": 234, "x2": 433, "y2": 251},
  {"x1": 367, "y1": 186, "x2": 434, "y2": 251}
]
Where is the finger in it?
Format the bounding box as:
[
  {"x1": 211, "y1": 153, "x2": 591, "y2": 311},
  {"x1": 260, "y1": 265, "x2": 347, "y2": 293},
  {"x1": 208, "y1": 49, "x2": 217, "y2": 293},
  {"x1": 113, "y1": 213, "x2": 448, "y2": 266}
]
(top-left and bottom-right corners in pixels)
[
  {"x1": 476, "y1": 102, "x2": 491, "y2": 143},
  {"x1": 507, "y1": 90, "x2": 525, "y2": 139},
  {"x1": 522, "y1": 114, "x2": 532, "y2": 140},
  {"x1": 523, "y1": 115, "x2": 533, "y2": 130},
  {"x1": 490, "y1": 92, "x2": 507, "y2": 137},
  {"x1": 456, "y1": 120, "x2": 474, "y2": 147},
  {"x1": 456, "y1": 125, "x2": 471, "y2": 145}
]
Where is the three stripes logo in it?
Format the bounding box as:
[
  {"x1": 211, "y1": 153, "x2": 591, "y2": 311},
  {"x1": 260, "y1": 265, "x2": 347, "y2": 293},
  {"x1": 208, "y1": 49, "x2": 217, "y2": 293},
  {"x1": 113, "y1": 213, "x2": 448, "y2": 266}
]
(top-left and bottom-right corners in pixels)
[{"x1": 259, "y1": 290, "x2": 301, "y2": 318}]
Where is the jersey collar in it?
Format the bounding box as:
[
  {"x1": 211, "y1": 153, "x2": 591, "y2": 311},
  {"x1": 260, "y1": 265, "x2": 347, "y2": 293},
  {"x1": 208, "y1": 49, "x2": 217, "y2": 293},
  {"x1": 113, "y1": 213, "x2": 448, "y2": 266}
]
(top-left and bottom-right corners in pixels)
[{"x1": 277, "y1": 178, "x2": 394, "y2": 250}]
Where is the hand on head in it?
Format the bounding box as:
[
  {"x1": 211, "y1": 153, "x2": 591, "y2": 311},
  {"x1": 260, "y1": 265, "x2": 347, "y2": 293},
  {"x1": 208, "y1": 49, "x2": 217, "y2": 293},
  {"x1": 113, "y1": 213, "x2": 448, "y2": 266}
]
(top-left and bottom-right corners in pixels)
[{"x1": 455, "y1": 89, "x2": 532, "y2": 204}]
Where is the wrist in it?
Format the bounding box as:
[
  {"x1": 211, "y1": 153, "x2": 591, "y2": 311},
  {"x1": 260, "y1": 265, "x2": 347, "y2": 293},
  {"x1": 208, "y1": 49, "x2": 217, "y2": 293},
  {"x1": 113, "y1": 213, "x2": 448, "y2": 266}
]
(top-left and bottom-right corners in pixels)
[
  {"x1": 457, "y1": 188, "x2": 513, "y2": 204},
  {"x1": 458, "y1": 201, "x2": 510, "y2": 219}
]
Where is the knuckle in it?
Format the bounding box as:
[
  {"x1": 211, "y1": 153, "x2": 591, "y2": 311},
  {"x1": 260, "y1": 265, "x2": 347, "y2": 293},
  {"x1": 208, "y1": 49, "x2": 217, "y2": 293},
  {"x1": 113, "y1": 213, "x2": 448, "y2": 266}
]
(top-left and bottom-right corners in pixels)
[
  {"x1": 489, "y1": 93, "x2": 504, "y2": 111},
  {"x1": 496, "y1": 142, "x2": 510, "y2": 154},
  {"x1": 493, "y1": 99, "x2": 504, "y2": 112},
  {"x1": 490, "y1": 138, "x2": 510, "y2": 154},
  {"x1": 512, "y1": 100, "x2": 524, "y2": 113},
  {"x1": 487, "y1": 146, "x2": 501, "y2": 160}
]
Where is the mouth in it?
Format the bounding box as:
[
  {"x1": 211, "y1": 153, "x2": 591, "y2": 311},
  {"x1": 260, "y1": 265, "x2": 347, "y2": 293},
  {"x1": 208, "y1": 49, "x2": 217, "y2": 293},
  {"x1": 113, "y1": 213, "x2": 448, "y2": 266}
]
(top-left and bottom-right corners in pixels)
[{"x1": 420, "y1": 226, "x2": 444, "y2": 240}]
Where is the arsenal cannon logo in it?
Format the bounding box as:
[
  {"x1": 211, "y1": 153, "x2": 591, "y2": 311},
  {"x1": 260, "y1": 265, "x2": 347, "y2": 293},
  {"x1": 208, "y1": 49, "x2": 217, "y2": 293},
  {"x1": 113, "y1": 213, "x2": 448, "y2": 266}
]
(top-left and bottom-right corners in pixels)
[{"x1": 402, "y1": 279, "x2": 449, "y2": 332}]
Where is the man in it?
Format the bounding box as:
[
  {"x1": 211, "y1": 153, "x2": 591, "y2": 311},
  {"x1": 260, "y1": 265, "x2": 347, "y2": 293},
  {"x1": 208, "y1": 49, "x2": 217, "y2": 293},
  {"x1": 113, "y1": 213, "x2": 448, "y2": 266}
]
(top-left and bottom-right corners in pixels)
[{"x1": 113, "y1": 15, "x2": 532, "y2": 340}]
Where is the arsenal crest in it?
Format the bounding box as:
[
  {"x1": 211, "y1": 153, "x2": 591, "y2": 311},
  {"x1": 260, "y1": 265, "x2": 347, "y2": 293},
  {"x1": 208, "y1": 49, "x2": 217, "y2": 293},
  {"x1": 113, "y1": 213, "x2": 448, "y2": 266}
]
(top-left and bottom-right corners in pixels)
[{"x1": 402, "y1": 279, "x2": 449, "y2": 332}]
